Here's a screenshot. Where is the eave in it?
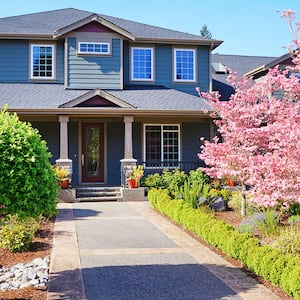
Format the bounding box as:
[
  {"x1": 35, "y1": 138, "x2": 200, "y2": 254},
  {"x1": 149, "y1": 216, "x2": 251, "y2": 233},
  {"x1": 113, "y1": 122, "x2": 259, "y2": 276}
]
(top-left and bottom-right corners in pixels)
[
  {"x1": 0, "y1": 33, "x2": 53, "y2": 40},
  {"x1": 135, "y1": 37, "x2": 222, "y2": 49},
  {"x1": 9, "y1": 108, "x2": 213, "y2": 118}
]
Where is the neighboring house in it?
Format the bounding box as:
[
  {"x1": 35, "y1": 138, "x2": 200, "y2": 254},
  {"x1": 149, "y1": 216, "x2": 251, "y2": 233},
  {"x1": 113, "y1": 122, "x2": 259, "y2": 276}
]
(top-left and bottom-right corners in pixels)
[
  {"x1": 212, "y1": 54, "x2": 276, "y2": 100},
  {"x1": 0, "y1": 8, "x2": 223, "y2": 187}
]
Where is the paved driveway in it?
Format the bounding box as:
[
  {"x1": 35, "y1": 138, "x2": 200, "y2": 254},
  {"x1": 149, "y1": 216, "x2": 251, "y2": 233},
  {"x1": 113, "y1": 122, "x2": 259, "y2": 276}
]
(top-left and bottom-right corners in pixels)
[{"x1": 48, "y1": 201, "x2": 280, "y2": 300}]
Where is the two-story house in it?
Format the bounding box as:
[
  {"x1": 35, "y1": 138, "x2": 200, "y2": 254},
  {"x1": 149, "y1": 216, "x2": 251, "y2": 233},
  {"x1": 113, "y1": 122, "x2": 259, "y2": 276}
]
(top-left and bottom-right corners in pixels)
[{"x1": 0, "y1": 8, "x2": 222, "y2": 187}]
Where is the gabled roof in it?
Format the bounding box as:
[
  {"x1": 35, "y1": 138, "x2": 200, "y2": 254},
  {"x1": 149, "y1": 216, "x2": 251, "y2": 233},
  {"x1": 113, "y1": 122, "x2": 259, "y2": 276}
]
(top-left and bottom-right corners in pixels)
[
  {"x1": 244, "y1": 52, "x2": 293, "y2": 78},
  {"x1": 211, "y1": 54, "x2": 277, "y2": 100},
  {"x1": 0, "y1": 8, "x2": 222, "y2": 48},
  {"x1": 0, "y1": 83, "x2": 213, "y2": 115}
]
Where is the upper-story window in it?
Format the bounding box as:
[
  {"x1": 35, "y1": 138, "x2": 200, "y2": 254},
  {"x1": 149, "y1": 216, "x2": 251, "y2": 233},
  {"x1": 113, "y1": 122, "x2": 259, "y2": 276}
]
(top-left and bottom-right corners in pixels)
[
  {"x1": 131, "y1": 47, "x2": 154, "y2": 81},
  {"x1": 174, "y1": 48, "x2": 196, "y2": 82},
  {"x1": 31, "y1": 44, "x2": 55, "y2": 80},
  {"x1": 78, "y1": 42, "x2": 110, "y2": 55}
]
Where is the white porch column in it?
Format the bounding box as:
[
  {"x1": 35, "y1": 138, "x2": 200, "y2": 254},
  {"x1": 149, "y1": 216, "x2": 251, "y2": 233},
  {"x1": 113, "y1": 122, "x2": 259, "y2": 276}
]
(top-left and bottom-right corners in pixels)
[
  {"x1": 123, "y1": 115, "x2": 134, "y2": 159},
  {"x1": 58, "y1": 115, "x2": 69, "y2": 159},
  {"x1": 56, "y1": 115, "x2": 72, "y2": 179},
  {"x1": 120, "y1": 116, "x2": 136, "y2": 187}
]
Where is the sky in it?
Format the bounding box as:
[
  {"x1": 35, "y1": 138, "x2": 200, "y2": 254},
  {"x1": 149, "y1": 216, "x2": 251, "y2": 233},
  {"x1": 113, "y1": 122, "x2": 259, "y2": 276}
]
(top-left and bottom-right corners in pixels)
[{"x1": 0, "y1": 0, "x2": 300, "y2": 57}]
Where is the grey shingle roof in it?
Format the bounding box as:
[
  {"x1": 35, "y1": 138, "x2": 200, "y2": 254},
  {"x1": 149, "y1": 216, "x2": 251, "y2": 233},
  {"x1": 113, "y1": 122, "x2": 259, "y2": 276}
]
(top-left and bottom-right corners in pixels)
[
  {"x1": 0, "y1": 83, "x2": 88, "y2": 108},
  {"x1": 211, "y1": 54, "x2": 277, "y2": 100},
  {"x1": 106, "y1": 88, "x2": 212, "y2": 111},
  {"x1": 0, "y1": 83, "x2": 212, "y2": 112},
  {"x1": 0, "y1": 8, "x2": 221, "y2": 44}
]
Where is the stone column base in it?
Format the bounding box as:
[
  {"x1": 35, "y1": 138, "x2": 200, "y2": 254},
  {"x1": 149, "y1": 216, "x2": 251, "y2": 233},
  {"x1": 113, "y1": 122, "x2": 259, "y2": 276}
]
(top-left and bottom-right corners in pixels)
[{"x1": 121, "y1": 187, "x2": 146, "y2": 201}]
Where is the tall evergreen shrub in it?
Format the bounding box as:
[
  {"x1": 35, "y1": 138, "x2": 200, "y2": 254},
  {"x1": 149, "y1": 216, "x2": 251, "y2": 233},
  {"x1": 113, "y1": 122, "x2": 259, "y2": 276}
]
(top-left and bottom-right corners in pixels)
[{"x1": 0, "y1": 107, "x2": 58, "y2": 218}]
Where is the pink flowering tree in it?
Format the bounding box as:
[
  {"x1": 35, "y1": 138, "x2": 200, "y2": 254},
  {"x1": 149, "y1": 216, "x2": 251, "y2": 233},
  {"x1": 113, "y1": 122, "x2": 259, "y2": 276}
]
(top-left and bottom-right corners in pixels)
[{"x1": 198, "y1": 10, "x2": 300, "y2": 211}]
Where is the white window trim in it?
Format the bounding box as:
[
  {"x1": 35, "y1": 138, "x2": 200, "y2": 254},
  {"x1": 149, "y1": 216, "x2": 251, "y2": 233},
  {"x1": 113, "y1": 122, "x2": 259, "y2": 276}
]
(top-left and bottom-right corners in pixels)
[
  {"x1": 130, "y1": 47, "x2": 154, "y2": 81},
  {"x1": 143, "y1": 124, "x2": 181, "y2": 168},
  {"x1": 30, "y1": 44, "x2": 55, "y2": 80},
  {"x1": 77, "y1": 42, "x2": 111, "y2": 55},
  {"x1": 173, "y1": 48, "x2": 196, "y2": 82}
]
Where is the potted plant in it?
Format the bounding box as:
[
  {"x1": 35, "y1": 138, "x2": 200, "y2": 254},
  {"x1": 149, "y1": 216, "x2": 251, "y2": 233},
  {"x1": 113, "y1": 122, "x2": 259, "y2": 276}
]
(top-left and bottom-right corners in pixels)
[
  {"x1": 128, "y1": 165, "x2": 144, "y2": 188},
  {"x1": 53, "y1": 165, "x2": 70, "y2": 189}
]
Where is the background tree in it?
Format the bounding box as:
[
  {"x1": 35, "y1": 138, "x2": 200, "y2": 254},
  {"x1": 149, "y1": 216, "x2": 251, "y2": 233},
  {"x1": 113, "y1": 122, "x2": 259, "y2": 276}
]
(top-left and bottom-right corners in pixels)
[
  {"x1": 197, "y1": 10, "x2": 300, "y2": 210},
  {"x1": 200, "y1": 24, "x2": 212, "y2": 39}
]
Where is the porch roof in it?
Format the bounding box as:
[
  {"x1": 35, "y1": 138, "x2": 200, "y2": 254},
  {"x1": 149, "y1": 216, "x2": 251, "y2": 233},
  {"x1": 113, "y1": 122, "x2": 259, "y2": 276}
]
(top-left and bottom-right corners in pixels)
[{"x1": 0, "y1": 83, "x2": 213, "y2": 114}]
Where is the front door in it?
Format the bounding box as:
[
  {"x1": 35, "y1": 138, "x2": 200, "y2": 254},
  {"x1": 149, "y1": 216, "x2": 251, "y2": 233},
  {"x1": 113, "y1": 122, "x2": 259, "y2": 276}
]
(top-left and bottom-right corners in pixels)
[{"x1": 81, "y1": 123, "x2": 104, "y2": 183}]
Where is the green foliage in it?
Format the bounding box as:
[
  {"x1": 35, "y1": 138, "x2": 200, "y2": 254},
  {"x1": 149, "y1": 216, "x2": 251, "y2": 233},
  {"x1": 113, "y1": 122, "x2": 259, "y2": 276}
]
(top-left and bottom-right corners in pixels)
[
  {"x1": 228, "y1": 191, "x2": 257, "y2": 215},
  {"x1": 0, "y1": 215, "x2": 39, "y2": 252},
  {"x1": 288, "y1": 215, "x2": 300, "y2": 224},
  {"x1": 236, "y1": 223, "x2": 255, "y2": 235},
  {"x1": 188, "y1": 169, "x2": 210, "y2": 185},
  {"x1": 274, "y1": 224, "x2": 300, "y2": 257},
  {"x1": 256, "y1": 209, "x2": 280, "y2": 238},
  {"x1": 162, "y1": 169, "x2": 187, "y2": 193},
  {"x1": 148, "y1": 188, "x2": 300, "y2": 299},
  {"x1": 288, "y1": 203, "x2": 300, "y2": 216},
  {"x1": 143, "y1": 173, "x2": 164, "y2": 189},
  {"x1": 0, "y1": 108, "x2": 58, "y2": 218}
]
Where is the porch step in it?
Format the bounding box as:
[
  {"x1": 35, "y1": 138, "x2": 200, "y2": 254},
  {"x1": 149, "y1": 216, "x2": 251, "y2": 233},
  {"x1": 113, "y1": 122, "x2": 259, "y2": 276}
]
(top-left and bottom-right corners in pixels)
[{"x1": 76, "y1": 187, "x2": 122, "y2": 202}]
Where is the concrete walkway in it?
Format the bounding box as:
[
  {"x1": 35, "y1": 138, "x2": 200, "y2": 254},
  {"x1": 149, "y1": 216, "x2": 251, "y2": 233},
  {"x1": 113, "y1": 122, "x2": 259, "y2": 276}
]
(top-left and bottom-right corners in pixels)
[{"x1": 47, "y1": 201, "x2": 280, "y2": 300}]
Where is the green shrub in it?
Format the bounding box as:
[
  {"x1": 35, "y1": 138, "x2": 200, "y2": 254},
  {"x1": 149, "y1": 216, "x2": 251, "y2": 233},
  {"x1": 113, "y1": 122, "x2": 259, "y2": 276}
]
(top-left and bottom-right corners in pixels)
[
  {"x1": 288, "y1": 215, "x2": 300, "y2": 224},
  {"x1": 188, "y1": 169, "x2": 210, "y2": 185},
  {"x1": 288, "y1": 203, "x2": 300, "y2": 216},
  {"x1": 148, "y1": 188, "x2": 300, "y2": 299},
  {"x1": 0, "y1": 215, "x2": 39, "y2": 252},
  {"x1": 274, "y1": 224, "x2": 300, "y2": 257},
  {"x1": 256, "y1": 209, "x2": 280, "y2": 238},
  {"x1": 143, "y1": 173, "x2": 164, "y2": 189},
  {"x1": 0, "y1": 108, "x2": 58, "y2": 218}
]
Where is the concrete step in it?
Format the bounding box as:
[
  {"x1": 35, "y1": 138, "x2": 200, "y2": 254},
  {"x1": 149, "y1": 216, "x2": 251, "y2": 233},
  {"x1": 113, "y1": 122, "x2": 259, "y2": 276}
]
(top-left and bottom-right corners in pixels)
[{"x1": 76, "y1": 187, "x2": 122, "y2": 202}]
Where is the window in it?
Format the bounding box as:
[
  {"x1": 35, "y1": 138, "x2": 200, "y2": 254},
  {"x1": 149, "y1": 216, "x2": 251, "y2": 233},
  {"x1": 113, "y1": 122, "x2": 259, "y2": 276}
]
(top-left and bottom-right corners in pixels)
[
  {"x1": 31, "y1": 44, "x2": 54, "y2": 79},
  {"x1": 78, "y1": 42, "x2": 110, "y2": 55},
  {"x1": 131, "y1": 47, "x2": 153, "y2": 80},
  {"x1": 144, "y1": 125, "x2": 180, "y2": 167},
  {"x1": 174, "y1": 48, "x2": 196, "y2": 81}
]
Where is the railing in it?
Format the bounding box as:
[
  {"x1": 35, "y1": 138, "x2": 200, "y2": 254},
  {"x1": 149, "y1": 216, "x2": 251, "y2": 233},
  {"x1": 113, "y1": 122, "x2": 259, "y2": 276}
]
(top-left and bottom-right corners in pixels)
[{"x1": 140, "y1": 161, "x2": 205, "y2": 176}]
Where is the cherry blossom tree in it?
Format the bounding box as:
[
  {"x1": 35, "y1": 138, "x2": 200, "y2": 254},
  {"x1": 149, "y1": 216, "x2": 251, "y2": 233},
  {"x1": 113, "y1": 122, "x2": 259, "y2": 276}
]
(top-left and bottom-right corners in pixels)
[{"x1": 198, "y1": 10, "x2": 300, "y2": 210}]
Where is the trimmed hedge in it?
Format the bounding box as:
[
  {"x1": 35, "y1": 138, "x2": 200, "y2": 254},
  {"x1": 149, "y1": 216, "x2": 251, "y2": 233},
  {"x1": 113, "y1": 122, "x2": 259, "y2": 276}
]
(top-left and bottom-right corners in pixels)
[{"x1": 148, "y1": 188, "x2": 300, "y2": 300}]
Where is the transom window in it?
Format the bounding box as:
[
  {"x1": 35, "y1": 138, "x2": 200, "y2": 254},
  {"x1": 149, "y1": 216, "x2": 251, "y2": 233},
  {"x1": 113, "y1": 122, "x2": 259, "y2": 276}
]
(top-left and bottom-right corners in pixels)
[
  {"x1": 174, "y1": 48, "x2": 196, "y2": 81},
  {"x1": 131, "y1": 47, "x2": 153, "y2": 80},
  {"x1": 144, "y1": 125, "x2": 180, "y2": 167},
  {"x1": 78, "y1": 42, "x2": 110, "y2": 55},
  {"x1": 31, "y1": 44, "x2": 54, "y2": 79}
]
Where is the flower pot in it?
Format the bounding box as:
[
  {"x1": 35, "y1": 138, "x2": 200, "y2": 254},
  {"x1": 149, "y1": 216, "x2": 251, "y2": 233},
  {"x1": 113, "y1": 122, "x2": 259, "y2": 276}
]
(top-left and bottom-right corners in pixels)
[
  {"x1": 59, "y1": 179, "x2": 69, "y2": 189},
  {"x1": 227, "y1": 178, "x2": 235, "y2": 187},
  {"x1": 128, "y1": 178, "x2": 137, "y2": 188}
]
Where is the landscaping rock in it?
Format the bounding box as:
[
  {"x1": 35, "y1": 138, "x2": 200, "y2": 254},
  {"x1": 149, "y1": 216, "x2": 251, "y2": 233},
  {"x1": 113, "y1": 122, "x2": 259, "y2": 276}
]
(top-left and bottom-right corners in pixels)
[
  {"x1": 0, "y1": 256, "x2": 49, "y2": 291},
  {"x1": 209, "y1": 196, "x2": 227, "y2": 212},
  {"x1": 239, "y1": 212, "x2": 265, "y2": 227}
]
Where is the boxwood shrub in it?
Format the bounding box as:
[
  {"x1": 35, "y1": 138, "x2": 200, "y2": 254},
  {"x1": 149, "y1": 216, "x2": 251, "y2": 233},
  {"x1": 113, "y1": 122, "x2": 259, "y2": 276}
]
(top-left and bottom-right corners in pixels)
[{"x1": 148, "y1": 188, "x2": 300, "y2": 300}]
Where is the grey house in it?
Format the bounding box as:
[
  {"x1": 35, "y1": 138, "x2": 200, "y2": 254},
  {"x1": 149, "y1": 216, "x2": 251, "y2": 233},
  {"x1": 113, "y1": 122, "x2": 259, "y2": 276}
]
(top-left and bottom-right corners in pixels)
[{"x1": 0, "y1": 8, "x2": 223, "y2": 187}]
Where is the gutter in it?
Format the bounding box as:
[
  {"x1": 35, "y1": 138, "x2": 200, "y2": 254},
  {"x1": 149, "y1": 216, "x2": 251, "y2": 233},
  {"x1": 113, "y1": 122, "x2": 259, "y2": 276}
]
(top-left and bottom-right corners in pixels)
[{"x1": 8, "y1": 108, "x2": 213, "y2": 117}]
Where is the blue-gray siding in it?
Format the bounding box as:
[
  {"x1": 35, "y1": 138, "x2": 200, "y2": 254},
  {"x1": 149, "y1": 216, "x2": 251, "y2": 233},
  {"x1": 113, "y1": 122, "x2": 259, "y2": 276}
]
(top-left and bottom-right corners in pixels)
[
  {"x1": 123, "y1": 43, "x2": 210, "y2": 96},
  {"x1": 0, "y1": 40, "x2": 64, "y2": 83},
  {"x1": 67, "y1": 37, "x2": 121, "y2": 89},
  {"x1": 107, "y1": 122, "x2": 124, "y2": 185},
  {"x1": 68, "y1": 122, "x2": 79, "y2": 185},
  {"x1": 182, "y1": 122, "x2": 210, "y2": 162},
  {"x1": 0, "y1": 40, "x2": 29, "y2": 82},
  {"x1": 30, "y1": 122, "x2": 60, "y2": 164}
]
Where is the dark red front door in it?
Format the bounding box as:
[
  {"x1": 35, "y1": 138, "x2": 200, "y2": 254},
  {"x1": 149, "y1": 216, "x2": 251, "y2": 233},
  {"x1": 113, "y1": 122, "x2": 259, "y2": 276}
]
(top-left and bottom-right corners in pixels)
[{"x1": 81, "y1": 123, "x2": 104, "y2": 183}]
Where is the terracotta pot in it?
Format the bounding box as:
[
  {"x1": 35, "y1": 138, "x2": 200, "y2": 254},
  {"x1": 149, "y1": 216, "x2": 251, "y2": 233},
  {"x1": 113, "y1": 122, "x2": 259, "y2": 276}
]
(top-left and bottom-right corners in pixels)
[
  {"x1": 59, "y1": 179, "x2": 69, "y2": 189},
  {"x1": 227, "y1": 178, "x2": 235, "y2": 187},
  {"x1": 128, "y1": 178, "x2": 137, "y2": 188}
]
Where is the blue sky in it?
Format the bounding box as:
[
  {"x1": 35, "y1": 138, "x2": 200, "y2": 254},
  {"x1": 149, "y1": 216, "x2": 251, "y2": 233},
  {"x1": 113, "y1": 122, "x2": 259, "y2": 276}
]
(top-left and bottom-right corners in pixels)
[{"x1": 1, "y1": 0, "x2": 300, "y2": 57}]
